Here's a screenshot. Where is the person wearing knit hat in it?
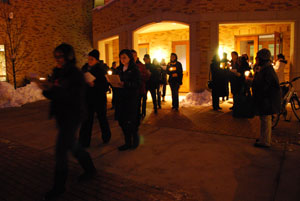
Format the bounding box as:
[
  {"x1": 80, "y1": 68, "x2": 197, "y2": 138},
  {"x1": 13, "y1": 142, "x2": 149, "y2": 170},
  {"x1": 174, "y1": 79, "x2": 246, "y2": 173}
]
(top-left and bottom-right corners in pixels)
[
  {"x1": 79, "y1": 49, "x2": 112, "y2": 148},
  {"x1": 88, "y1": 49, "x2": 100, "y2": 61},
  {"x1": 247, "y1": 48, "x2": 281, "y2": 148}
]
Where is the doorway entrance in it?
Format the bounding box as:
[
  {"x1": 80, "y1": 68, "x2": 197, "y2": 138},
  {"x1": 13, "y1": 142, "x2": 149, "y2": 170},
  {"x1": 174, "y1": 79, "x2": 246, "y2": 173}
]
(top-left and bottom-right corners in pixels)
[
  {"x1": 98, "y1": 35, "x2": 119, "y2": 67},
  {"x1": 133, "y1": 22, "x2": 190, "y2": 92},
  {"x1": 219, "y1": 22, "x2": 293, "y2": 81},
  {"x1": 0, "y1": 45, "x2": 6, "y2": 81}
]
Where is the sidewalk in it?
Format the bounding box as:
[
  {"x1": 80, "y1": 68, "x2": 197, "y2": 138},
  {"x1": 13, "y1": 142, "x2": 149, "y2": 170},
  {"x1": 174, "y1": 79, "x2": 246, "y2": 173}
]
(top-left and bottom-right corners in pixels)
[{"x1": 0, "y1": 97, "x2": 300, "y2": 201}]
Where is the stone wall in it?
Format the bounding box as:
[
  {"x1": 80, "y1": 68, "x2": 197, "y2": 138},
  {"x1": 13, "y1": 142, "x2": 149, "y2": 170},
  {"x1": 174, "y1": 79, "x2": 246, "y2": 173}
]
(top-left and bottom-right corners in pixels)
[
  {"x1": 0, "y1": 0, "x2": 93, "y2": 87},
  {"x1": 137, "y1": 29, "x2": 189, "y2": 62}
]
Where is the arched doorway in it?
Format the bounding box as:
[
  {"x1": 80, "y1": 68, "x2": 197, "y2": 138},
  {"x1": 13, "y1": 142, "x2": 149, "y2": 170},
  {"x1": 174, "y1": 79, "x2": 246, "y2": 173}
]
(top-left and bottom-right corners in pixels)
[{"x1": 133, "y1": 22, "x2": 190, "y2": 92}]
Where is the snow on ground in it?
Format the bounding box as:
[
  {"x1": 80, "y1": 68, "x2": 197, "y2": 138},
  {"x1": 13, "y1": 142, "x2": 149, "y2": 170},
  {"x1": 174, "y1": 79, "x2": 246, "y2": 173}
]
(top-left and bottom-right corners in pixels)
[
  {"x1": 180, "y1": 90, "x2": 212, "y2": 107},
  {"x1": 0, "y1": 82, "x2": 45, "y2": 108}
]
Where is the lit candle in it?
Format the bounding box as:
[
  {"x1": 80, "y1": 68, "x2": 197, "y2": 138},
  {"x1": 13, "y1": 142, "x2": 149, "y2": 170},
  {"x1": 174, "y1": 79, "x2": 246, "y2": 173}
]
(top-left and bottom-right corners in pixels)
[
  {"x1": 39, "y1": 77, "x2": 46, "y2": 81},
  {"x1": 229, "y1": 66, "x2": 232, "y2": 70},
  {"x1": 107, "y1": 70, "x2": 113, "y2": 75},
  {"x1": 244, "y1": 71, "x2": 250, "y2": 77}
]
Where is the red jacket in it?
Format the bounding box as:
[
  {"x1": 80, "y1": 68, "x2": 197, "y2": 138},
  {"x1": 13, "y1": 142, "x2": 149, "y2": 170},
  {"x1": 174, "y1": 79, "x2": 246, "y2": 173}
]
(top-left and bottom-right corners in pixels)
[{"x1": 136, "y1": 61, "x2": 150, "y2": 95}]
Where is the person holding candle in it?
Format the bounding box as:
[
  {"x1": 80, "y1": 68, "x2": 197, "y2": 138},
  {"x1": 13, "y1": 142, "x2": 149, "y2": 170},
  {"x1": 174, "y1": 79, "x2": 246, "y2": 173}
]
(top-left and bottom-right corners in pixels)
[
  {"x1": 166, "y1": 53, "x2": 183, "y2": 111},
  {"x1": 79, "y1": 49, "x2": 112, "y2": 148}
]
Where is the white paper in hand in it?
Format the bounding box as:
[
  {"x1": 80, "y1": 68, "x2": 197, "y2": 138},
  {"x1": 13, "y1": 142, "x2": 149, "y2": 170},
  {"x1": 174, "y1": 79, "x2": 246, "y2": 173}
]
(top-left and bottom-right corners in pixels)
[
  {"x1": 84, "y1": 72, "x2": 96, "y2": 83},
  {"x1": 105, "y1": 74, "x2": 123, "y2": 88}
]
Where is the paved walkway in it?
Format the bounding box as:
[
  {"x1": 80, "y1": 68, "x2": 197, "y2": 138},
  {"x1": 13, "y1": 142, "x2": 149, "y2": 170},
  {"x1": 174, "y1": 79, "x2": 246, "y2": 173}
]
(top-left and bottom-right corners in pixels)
[{"x1": 0, "y1": 96, "x2": 300, "y2": 201}]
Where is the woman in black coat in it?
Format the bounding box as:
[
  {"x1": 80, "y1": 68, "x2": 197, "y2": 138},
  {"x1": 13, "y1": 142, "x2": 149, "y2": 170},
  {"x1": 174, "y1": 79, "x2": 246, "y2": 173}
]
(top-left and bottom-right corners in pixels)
[
  {"x1": 79, "y1": 49, "x2": 111, "y2": 148},
  {"x1": 210, "y1": 55, "x2": 228, "y2": 110},
  {"x1": 40, "y1": 43, "x2": 96, "y2": 200},
  {"x1": 166, "y1": 53, "x2": 183, "y2": 110},
  {"x1": 115, "y1": 49, "x2": 141, "y2": 151},
  {"x1": 250, "y1": 49, "x2": 281, "y2": 148}
]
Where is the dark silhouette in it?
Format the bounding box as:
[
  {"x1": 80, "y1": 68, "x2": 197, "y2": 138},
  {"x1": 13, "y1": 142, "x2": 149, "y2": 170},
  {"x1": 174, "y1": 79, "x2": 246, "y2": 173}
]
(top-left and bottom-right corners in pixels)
[{"x1": 40, "y1": 43, "x2": 96, "y2": 200}]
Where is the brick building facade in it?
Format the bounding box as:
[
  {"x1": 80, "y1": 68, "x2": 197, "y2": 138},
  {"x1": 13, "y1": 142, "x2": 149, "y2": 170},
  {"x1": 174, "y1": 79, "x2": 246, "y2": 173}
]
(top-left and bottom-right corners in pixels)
[
  {"x1": 0, "y1": 0, "x2": 94, "y2": 87},
  {"x1": 93, "y1": 0, "x2": 300, "y2": 92}
]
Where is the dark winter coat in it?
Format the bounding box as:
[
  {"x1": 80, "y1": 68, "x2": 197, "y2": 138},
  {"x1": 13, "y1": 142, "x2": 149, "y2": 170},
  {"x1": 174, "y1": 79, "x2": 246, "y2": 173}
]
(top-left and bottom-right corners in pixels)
[
  {"x1": 210, "y1": 62, "x2": 228, "y2": 97},
  {"x1": 115, "y1": 64, "x2": 141, "y2": 122},
  {"x1": 145, "y1": 63, "x2": 160, "y2": 89},
  {"x1": 81, "y1": 62, "x2": 109, "y2": 105},
  {"x1": 166, "y1": 61, "x2": 183, "y2": 85},
  {"x1": 42, "y1": 65, "x2": 86, "y2": 121},
  {"x1": 252, "y1": 63, "x2": 281, "y2": 115},
  {"x1": 230, "y1": 61, "x2": 250, "y2": 95}
]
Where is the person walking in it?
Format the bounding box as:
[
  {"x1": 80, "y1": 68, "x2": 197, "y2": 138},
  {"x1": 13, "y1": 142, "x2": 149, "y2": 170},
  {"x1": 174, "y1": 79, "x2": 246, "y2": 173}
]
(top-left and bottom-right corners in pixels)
[
  {"x1": 248, "y1": 49, "x2": 281, "y2": 148},
  {"x1": 160, "y1": 58, "x2": 168, "y2": 102},
  {"x1": 79, "y1": 49, "x2": 111, "y2": 148},
  {"x1": 166, "y1": 53, "x2": 183, "y2": 111},
  {"x1": 131, "y1": 49, "x2": 150, "y2": 120},
  {"x1": 39, "y1": 43, "x2": 96, "y2": 200},
  {"x1": 143, "y1": 54, "x2": 160, "y2": 114},
  {"x1": 115, "y1": 49, "x2": 141, "y2": 151},
  {"x1": 153, "y1": 58, "x2": 162, "y2": 109}
]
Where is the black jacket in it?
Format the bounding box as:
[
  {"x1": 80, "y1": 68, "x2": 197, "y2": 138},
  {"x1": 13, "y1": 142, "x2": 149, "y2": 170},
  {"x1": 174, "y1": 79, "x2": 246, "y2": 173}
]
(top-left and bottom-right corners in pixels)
[
  {"x1": 210, "y1": 62, "x2": 228, "y2": 97},
  {"x1": 252, "y1": 64, "x2": 281, "y2": 115},
  {"x1": 115, "y1": 64, "x2": 141, "y2": 122},
  {"x1": 43, "y1": 65, "x2": 85, "y2": 121},
  {"x1": 81, "y1": 62, "x2": 109, "y2": 104},
  {"x1": 166, "y1": 61, "x2": 183, "y2": 85},
  {"x1": 145, "y1": 63, "x2": 160, "y2": 89}
]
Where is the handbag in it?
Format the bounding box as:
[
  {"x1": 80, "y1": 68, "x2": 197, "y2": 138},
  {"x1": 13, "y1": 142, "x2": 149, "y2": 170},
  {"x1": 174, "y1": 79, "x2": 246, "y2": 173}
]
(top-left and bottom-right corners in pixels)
[{"x1": 207, "y1": 70, "x2": 213, "y2": 89}]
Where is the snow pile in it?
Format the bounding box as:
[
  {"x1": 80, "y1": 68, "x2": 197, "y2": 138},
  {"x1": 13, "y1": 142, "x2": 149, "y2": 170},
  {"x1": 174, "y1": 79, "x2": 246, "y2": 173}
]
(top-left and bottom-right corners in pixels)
[
  {"x1": 0, "y1": 82, "x2": 45, "y2": 108},
  {"x1": 180, "y1": 90, "x2": 212, "y2": 107}
]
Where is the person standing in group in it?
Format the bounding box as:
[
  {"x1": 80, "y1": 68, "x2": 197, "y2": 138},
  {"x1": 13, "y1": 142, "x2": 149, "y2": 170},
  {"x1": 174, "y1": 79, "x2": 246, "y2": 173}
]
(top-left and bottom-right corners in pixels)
[
  {"x1": 166, "y1": 53, "x2": 183, "y2": 111},
  {"x1": 143, "y1": 54, "x2": 160, "y2": 114},
  {"x1": 153, "y1": 58, "x2": 162, "y2": 109},
  {"x1": 229, "y1": 51, "x2": 240, "y2": 110},
  {"x1": 274, "y1": 53, "x2": 287, "y2": 84},
  {"x1": 247, "y1": 49, "x2": 281, "y2": 148},
  {"x1": 110, "y1": 61, "x2": 118, "y2": 110},
  {"x1": 79, "y1": 49, "x2": 111, "y2": 148},
  {"x1": 115, "y1": 49, "x2": 141, "y2": 151},
  {"x1": 131, "y1": 49, "x2": 150, "y2": 121},
  {"x1": 210, "y1": 55, "x2": 228, "y2": 110},
  {"x1": 39, "y1": 43, "x2": 96, "y2": 200},
  {"x1": 160, "y1": 58, "x2": 168, "y2": 102},
  {"x1": 220, "y1": 52, "x2": 230, "y2": 101}
]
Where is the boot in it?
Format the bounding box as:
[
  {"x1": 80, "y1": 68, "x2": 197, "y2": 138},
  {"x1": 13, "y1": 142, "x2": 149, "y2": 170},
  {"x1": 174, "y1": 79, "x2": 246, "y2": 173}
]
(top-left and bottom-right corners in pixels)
[
  {"x1": 43, "y1": 170, "x2": 67, "y2": 200},
  {"x1": 77, "y1": 152, "x2": 97, "y2": 182}
]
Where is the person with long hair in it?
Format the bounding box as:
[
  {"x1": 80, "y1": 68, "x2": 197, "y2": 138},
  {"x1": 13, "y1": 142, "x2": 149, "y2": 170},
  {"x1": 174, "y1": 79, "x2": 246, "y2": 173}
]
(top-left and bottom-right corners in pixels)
[
  {"x1": 39, "y1": 43, "x2": 96, "y2": 200},
  {"x1": 166, "y1": 53, "x2": 183, "y2": 110},
  {"x1": 115, "y1": 49, "x2": 141, "y2": 151}
]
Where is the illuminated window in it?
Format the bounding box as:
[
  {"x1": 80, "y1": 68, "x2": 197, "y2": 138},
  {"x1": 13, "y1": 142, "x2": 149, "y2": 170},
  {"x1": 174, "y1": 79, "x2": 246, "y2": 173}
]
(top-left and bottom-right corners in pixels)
[
  {"x1": 94, "y1": 0, "x2": 105, "y2": 7},
  {"x1": 0, "y1": 45, "x2": 7, "y2": 81}
]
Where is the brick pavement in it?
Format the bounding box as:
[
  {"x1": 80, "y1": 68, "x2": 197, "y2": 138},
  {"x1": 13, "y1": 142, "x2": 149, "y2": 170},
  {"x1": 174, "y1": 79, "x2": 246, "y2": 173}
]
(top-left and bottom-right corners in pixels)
[{"x1": 0, "y1": 138, "x2": 195, "y2": 201}]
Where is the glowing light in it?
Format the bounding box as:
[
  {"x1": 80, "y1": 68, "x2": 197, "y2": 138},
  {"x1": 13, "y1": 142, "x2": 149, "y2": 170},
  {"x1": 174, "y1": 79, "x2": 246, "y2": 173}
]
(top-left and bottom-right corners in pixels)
[
  {"x1": 152, "y1": 49, "x2": 166, "y2": 63},
  {"x1": 218, "y1": 46, "x2": 224, "y2": 60},
  {"x1": 244, "y1": 71, "x2": 250, "y2": 77},
  {"x1": 107, "y1": 70, "x2": 113, "y2": 75},
  {"x1": 39, "y1": 77, "x2": 46, "y2": 81}
]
